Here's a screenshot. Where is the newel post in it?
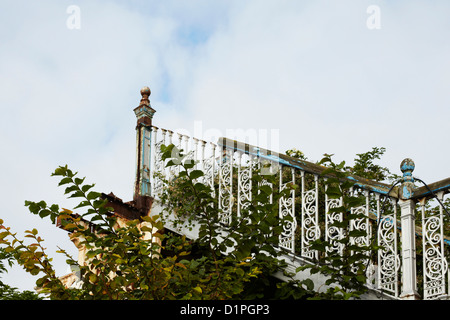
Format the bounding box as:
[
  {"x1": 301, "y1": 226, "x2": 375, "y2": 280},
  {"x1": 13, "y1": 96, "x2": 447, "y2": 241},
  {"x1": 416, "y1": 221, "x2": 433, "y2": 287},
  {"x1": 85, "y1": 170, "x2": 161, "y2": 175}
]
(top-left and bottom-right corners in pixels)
[
  {"x1": 398, "y1": 158, "x2": 420, "y2": 300},
  {"x1": 133, "y1": 86, "x2": 156, "y2": 203}
]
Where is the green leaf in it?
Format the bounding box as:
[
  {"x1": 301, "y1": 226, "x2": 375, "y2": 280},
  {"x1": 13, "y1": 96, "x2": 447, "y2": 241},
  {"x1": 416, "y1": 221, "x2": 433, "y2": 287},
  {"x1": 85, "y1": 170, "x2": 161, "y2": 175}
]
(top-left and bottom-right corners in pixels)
[
  {"x1": 192, "y1": 286, "x2": 202, "y2": 294},
  {"x1": 259, "y1": 185, "x2": 272, "y2": 195},
  {"x1": 356, "y1": 275, "x2": 366, "y2": 283},
  {"x1": 82, "y1": 184, "x2": 95, "y2": 193},
  {"x1": 37, "y1": 200, "x2": 46, "y2": 208},
  {"x1": 52, "y1": 166, "x2": 67, "y2": 176},
  {"x1": 325, "y1": 186, "x2": 342, "y2": 199},
  {"x1": 74, "y1": 201, "x2": 90, "y2": 209},
  {"x1": 89, "y1": 273, "x2": 97, "y2": 283},
  {"x1": 166, "y1": 160, "x2": 178, "y2": 167},
  {"x1": 63, "y1": 223, "x2": 78, "y2": 231},
  {"x1": 38, "y1": 209, "x2": 51, "y2": 218},
  {"x1": 184, "y1": 161, "x2": 195, "y2": 169},
  {"x1": 140, "y1": 280, "x2": 149, "y2": 290},
  {"x1": 189, "y1": 170, "x2": 204, "y2": 180},
  {"x1": 69, "y1": 191, "x2": 84, "y2": 198},
  {"x1": 0, "y1": 231, "x2": 9, "y2": 240},
  {"x1": 58, "y1": 177, "x2": 73, "y2": 186},
  {"x1": 87, "y1": 191, "x2": 101, "y2": 201},
  {"x1": 74, "y1": 177, "x2": 85, "y2": 185},
  {"x1": 303, "y1": 278, "x2": 314, "y2": 291},
  {"x1": 64, "y1": 185, "x2": 78, "y2": 195}
]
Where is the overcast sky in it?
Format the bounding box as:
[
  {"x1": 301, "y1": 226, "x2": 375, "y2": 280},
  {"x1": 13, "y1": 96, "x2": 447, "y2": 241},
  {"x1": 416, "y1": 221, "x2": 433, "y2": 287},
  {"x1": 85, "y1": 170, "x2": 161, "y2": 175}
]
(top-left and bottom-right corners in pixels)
[{"x1": 1, "y1": 0, "x2": 450, "y2": 292}]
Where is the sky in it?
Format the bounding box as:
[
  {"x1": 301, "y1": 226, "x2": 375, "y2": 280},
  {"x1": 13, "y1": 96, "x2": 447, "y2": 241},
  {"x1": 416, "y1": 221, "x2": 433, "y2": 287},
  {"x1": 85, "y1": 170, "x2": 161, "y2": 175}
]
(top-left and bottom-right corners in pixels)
[{"x1": 1, "y1": 0, "x2": 450, "y2": 292}]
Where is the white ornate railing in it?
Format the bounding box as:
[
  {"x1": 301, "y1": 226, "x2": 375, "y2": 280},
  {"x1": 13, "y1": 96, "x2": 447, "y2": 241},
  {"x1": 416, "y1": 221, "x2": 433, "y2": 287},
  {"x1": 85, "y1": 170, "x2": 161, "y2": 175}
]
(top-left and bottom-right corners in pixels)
[
  {"x1": 418, "y1": 192, "x2": 449, "y2": 299},
  {"x1": 146, "y1": 125, "x2": 450, "y2": 300}
]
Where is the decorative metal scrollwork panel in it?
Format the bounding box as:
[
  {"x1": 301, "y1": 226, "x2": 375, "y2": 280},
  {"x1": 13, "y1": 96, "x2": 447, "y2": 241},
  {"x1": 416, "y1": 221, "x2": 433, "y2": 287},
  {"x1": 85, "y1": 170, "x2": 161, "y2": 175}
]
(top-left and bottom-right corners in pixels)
[
  {"x1": 202, "y1": 153, "x2": 216, "y2": 197},
  {"x1": 237, "y1": 154, "x2": 252, "y2": 218},
  {"x1": 218, "y1": 149, "x2": 233, "y2": 225},
  {"x1": 301, "y1": 173, "x2": 320, "y2": 260},
  {"x1": 279, "y1": 168, "x2": 296, "y2": 253},
  {"x1": 350, "y1": 198, "x2": 370, "y2": 248},
  {"x1": 421, "y1": 195, "x2": 448, "y2": 300},
  {"x1": 377, "y1": 199, "x2": 400, "y2": 297},
  {"x1": 258, "y1": 160, "x2": 274, "y2": 205},
  {"x1": 348, "y1": 191, "x2": 372, "y2": 276},
  {"x1": 152, "y1": 128, "x2": 166, "y2": 198},
  {"x1": 325, "y1": 196, "x2": 344, "y2": 256}
]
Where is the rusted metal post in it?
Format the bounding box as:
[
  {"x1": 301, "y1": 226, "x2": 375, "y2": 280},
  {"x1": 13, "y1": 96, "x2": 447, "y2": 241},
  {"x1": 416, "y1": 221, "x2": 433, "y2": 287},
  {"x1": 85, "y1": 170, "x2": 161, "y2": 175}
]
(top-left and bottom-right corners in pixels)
[{"x1": 398, "y1": 158, "x2": 420, "y2": 300}]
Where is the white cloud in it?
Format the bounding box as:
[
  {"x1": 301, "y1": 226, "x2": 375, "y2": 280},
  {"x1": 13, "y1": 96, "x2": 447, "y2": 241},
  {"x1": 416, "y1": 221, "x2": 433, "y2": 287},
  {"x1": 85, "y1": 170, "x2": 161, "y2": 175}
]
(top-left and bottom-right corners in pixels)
[
  {"x1": 1, "y1": 0, "x2": 450, "y2": 291},
  {"x1": 180, "y1": 1, "x2": 450, "y2": 179}
]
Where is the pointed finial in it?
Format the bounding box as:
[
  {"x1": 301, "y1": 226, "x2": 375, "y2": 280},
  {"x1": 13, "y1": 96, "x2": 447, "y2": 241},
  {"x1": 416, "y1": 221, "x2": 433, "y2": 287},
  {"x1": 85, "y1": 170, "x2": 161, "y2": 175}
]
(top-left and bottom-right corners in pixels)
[{"x1": 139, "y1": 86, "x2": 151, "y2": 106}]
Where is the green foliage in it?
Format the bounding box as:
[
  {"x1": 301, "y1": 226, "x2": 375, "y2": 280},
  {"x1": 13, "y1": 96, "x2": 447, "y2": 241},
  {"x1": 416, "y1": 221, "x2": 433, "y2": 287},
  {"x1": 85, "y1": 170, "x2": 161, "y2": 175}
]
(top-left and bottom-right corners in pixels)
[
  {"x1": 285, "y1": 148, "x2": 307, "y2": 161},
  {"x1": 0, "y1": 145, "x2": 420, "y2": 300},
  {"x1": 0, "y1": 155, "x2": 313, "y2": 299},
  {"x1": 0, "y1": 284, "x2": 43, "y2": 300},
  {"x1": 158, "y1": 144, "x2": 314, "y2": 299},
  {"x1": 347, "y1": 147, "x2": 398, "y2": 183},
  {"x1": 0, "y1": 247, "x2": 13, "y2": 277},
  {"x1": 0, "y1": 247, "x2": 43, "y2": 300},
  {"x1": 1, "y1": 165, "x2": 192, "y2": 299}
]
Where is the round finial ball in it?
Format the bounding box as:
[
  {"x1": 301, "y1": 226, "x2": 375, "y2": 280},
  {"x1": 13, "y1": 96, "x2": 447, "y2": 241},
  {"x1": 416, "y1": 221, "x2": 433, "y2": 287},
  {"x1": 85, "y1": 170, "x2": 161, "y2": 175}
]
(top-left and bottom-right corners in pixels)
[
  {"x1": 140, "y1": 86, "x2": 151, "y2": 97},
  {"x1": 400, "y1": 158, "x2": 415, "y2": 174}
]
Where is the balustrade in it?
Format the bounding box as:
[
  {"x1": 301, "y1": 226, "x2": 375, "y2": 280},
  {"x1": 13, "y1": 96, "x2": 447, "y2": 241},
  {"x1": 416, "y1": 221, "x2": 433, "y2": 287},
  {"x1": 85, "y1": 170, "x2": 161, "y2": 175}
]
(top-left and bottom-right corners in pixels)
[{"x1": 147, "y1": 125, "x2": 450, "y2": 300}]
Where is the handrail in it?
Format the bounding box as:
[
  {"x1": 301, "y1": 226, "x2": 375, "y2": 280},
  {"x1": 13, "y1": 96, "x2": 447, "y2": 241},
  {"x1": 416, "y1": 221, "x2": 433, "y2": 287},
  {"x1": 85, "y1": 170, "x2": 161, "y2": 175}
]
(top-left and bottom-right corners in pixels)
[
  {"x1": 217, "y1": 137, "x2": 396, "y2": 198},
  {"x1": 412, "y1": 177, "x2": 450, "y2": 200}
]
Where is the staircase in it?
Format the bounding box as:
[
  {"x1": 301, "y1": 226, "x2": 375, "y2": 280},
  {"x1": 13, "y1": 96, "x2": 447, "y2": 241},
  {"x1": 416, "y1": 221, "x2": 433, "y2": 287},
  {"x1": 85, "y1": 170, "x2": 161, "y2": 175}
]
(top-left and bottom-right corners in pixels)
[{"x1": 135, "y1": 86, "x2": 450, "y2": 300}]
